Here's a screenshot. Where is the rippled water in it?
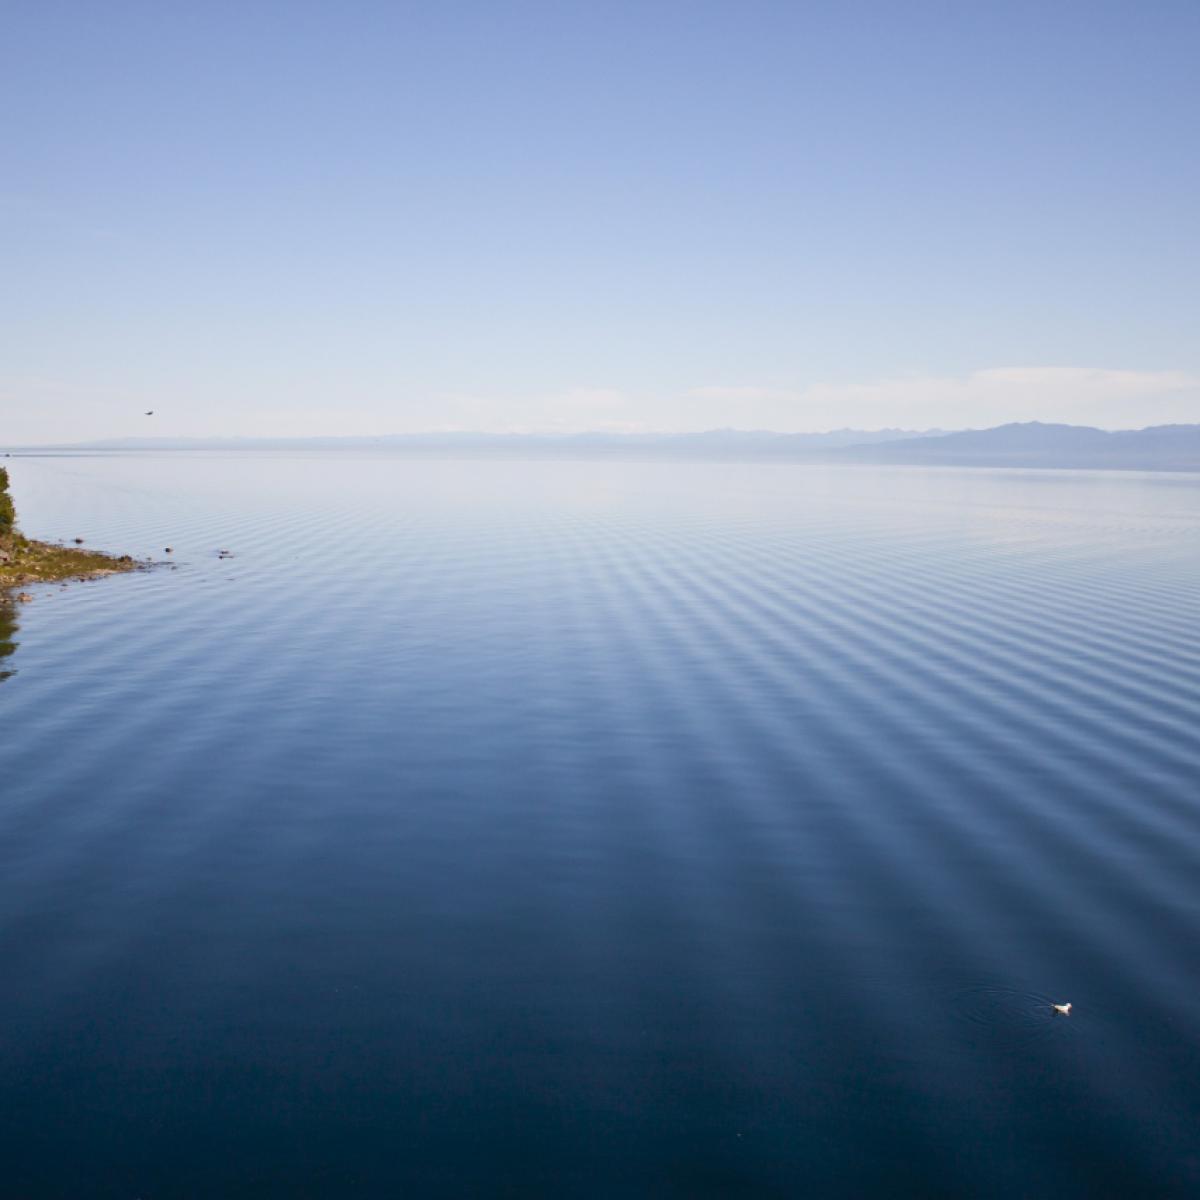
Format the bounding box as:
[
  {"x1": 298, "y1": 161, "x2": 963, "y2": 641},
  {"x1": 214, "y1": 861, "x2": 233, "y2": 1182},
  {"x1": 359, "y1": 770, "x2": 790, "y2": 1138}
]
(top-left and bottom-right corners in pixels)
[{"x1": 2, "y1": 453, "x2": 1198, "y2": 1198}]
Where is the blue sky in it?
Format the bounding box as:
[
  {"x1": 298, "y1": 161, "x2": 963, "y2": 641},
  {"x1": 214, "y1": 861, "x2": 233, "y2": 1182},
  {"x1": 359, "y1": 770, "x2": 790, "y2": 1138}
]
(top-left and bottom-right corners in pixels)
[{"x1": 3, "y1": 0, "x2": 1198, "y2": 441}]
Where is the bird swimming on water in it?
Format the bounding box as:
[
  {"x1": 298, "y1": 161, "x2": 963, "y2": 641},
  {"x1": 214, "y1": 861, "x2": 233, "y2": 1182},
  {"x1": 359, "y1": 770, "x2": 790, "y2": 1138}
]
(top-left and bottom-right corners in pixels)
[{"x1": 1052, "y1": 1002, "x2": 1072, "y2": 1016}]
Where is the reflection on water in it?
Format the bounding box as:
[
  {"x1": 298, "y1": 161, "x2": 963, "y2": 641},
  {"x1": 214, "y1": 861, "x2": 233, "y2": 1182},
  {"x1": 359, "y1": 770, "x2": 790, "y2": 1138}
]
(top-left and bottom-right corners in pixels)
[
  {"x1": 0, "y1": 591, "x2": 16, "y2": 683},
  {"x1": 0, "y1": 455, "x2": 1198, "y2": 1198}
]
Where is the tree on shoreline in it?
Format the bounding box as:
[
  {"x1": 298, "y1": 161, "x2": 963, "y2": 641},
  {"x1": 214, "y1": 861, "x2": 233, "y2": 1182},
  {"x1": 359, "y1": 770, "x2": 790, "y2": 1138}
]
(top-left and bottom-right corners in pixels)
[
  {"x1": 0, "y1": 467, "x2": 14, "y2": 538},
  {"x1": 0, "y1": 468, "x2": 16, "y2": 570}
]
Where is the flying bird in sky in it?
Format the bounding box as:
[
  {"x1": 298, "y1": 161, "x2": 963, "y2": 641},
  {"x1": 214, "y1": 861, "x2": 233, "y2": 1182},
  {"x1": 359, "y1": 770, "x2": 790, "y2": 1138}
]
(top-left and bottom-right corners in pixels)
[{"x1": 144, "y1": 410, "x2": 154, "y2": 416}]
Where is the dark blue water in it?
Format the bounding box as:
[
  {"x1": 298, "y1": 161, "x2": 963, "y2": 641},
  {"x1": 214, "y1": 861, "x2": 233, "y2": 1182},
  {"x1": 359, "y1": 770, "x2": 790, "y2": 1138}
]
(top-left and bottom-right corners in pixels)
[{"x1": 2, "y1": 454, "x2": 1199, "y2": 1198}]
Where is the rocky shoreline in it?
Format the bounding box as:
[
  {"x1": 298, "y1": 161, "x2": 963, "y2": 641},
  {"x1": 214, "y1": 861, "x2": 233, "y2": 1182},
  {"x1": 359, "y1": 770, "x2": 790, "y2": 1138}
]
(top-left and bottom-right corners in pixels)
[
  {"x1": 0, "y1": 538, "x2": 144, "y2": 597},
  {"x1": 0, "y1": 466, "x2": 143, "y2": 596}
]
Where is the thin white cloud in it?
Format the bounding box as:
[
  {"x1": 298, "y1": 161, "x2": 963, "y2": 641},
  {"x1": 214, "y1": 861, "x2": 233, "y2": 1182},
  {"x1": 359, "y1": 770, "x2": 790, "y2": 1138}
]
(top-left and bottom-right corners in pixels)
[
  {"x1": 429, "y1": 388, "x2": 643, "y2": 434},
  {"x1": 688, "y1": 385, "x2": 791, "y2": 403},
  {"x1": 3, "y1": 368, "x2": 1197, "y2": 443}
]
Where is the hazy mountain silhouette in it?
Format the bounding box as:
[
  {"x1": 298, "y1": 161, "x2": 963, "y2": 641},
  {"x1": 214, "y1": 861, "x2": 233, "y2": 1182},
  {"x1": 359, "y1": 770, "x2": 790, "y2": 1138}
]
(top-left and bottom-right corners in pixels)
[
  {"x1": 838, "y1": 422, "x2": 1200, "y2": 470},
  {"x1": 8, "y1": 423, "x2": 1200, "y2": 469}
]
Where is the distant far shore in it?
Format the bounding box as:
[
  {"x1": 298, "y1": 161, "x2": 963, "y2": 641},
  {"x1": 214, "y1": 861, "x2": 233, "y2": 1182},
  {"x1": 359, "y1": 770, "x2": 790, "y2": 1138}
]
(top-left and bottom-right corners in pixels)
[{"x1": 3, "y1": 421, "x2": 1199, "y2": 471}]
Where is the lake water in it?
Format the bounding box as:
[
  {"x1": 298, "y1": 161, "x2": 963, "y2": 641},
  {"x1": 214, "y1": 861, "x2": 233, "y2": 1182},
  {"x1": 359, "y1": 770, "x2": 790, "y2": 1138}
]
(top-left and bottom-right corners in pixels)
[{"x1": 2, "y1": 453, "x2": 1198, "y2": 1197}]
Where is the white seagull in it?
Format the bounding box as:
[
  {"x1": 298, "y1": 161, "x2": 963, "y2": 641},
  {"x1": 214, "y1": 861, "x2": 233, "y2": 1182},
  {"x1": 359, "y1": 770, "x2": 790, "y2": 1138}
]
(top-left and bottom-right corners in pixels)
[{"x1": 1052, "y1": 1001, "x2": 1072, "y2": 1016}]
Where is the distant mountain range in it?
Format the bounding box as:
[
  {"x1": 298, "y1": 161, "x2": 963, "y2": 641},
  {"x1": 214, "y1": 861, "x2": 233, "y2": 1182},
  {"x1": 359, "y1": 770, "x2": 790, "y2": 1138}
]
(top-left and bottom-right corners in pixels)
[
  {"x1": 7, "y1": 422, "x2": 1200, "y2": 470},
  {"x1": 836, "y1": 422, "x2": 1200, "y2": 470}
]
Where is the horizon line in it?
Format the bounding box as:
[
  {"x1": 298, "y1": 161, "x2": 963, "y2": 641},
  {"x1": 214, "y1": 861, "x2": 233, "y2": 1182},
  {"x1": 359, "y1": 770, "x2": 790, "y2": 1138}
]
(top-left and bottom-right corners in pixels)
[{"x1": 7, "y1": 418, "x2": 1200, "y2": 451}]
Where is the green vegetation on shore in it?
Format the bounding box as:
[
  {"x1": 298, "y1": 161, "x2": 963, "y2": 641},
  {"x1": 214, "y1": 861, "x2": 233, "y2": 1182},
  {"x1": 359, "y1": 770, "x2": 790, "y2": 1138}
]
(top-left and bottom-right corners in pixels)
[
  {"x1": 0, "y1": 466, "x2": 14, "y2": 535},
  {"x1": 0, "y1": 466, "x2": 141, "y2": 590}
]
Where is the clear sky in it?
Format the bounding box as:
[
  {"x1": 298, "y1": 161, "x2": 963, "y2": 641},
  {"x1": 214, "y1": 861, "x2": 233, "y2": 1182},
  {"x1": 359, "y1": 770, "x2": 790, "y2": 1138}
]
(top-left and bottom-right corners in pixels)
[{"x1": 3, "y1": 0, "x2": 1198, "y2": 442}]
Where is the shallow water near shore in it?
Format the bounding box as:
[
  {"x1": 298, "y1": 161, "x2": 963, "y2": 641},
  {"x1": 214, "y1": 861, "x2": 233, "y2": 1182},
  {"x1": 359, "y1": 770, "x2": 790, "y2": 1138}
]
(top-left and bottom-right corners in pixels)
[{"x1": 1, "y1": 452, "x2": 1199, "y2": 1197}]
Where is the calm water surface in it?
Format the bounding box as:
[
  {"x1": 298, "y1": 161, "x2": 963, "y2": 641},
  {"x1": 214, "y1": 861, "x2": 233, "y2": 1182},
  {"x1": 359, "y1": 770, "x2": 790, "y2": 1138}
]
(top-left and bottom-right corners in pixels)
[{"x1": 1, "y1": 454, "x2": 1198, "y2": 1197}]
